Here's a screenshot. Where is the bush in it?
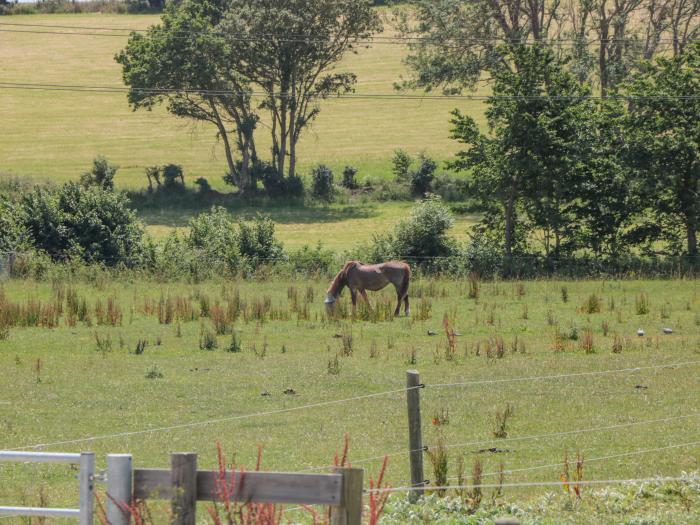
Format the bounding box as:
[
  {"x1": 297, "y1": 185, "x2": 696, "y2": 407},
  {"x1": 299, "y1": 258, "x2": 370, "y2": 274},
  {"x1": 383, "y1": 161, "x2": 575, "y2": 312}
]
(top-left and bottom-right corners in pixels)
[
  {"x1": 367, "y1": 195, "x2": 457, "y2": 267},
  {"x1": 237, "y1": 215, "x2": 285, "y2": 264},
  {"x1": 432, "y1": 173, "x2": 469, "y2": 201},
  {"x1": 341, "y1": 166, "x2": 359, "y2": 190},
  {"x1": 256, "y1": 161, "x2": 305, "y2": 198},
  {"x1": 19, "y1": 183, "x2": 145, "y2": 266},
  {"x1": 392, "y1": 149, "x2": 412, "y2": 182},
  {"x1": 186, "y1": 207, "x2": 285, "y2": 273},
  {"x1": 0, "y1": 198, "x2": 30, "y2": 254},
  {"x1": 162, "y1": 164, "x2": 185, "y2": 191},
  {"x1": 287, "y1": 243, "x2": 336, "y2": 276},
  {"x1": 80, "y1": 156, "x2": 118, "y2": 191},
  {"x1": 311, "y1": 164, "x2": 335, "y2": 202},
  {"x1": 409, "y1": 154, "x2": 437, "y2": 196}
]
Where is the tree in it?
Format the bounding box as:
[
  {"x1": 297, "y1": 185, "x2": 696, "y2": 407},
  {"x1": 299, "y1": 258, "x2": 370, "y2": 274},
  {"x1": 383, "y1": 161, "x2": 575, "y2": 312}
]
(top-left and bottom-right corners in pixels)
[
  {"x1": 450, "y1": 45, "x2": 590, "y2": 258},
  {"x1": 219, "y1": 0, "x2": 381, "y2": 178},
  {"x1": 116, "y1": 0, "x2": 258, "y2": 192},
  {"x1": 398, "y1": 0, "x2": 700, "y2": 97},
  {"x1": 625, "y1": 42, "x2": 700, "y2": 256},
  {"x1": 395, "y1": 0, "x2": 565, "y2": 93},
  {"x1": 573, "y1": 99, "x2": 641, "y2": 256},
  {"x1": 80, "y1": 156, "x2": 119, "y2": 191}
]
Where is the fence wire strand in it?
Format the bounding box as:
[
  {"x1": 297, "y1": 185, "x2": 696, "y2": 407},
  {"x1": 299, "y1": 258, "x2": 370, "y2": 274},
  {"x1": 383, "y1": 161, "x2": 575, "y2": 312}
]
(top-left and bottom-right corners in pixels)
[{"x1": 5, "y1": 386, "x2": 418, "y2": 451}]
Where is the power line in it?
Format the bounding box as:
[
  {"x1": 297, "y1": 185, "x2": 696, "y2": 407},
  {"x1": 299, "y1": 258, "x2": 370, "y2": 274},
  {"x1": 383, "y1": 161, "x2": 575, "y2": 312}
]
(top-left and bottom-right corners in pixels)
[
  {"x1": 0, "y1": 21, "x2": 696, "y2": 46},
  {"x1": 1, "y1": 82, "x2": 699, "y2": 100}
]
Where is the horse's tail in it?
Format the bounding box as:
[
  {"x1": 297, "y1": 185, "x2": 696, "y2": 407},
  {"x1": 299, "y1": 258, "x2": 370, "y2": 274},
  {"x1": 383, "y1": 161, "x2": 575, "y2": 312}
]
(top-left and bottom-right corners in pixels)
[{"x1": 399, "y1": 263, "x2": 411, "y2": 298}]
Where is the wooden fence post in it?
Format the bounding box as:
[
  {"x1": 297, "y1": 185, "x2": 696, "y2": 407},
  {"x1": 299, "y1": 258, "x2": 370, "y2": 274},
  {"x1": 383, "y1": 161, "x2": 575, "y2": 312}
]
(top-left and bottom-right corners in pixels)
[
  {"x1": 106, "y1": 454, "x2": 133, "y2": 525},
  {"x1": 330, "y1": 467, "x2": 363, "y2": 525},
  {"x1": 170, "y1": 453, "x2": 197, "y2": 525},
  {"x1": 78, "y1": 452, "x2": 94, "y2": 525},
  {"x1": 406, "y1": 370, "x2": 424, "y2": 502}
]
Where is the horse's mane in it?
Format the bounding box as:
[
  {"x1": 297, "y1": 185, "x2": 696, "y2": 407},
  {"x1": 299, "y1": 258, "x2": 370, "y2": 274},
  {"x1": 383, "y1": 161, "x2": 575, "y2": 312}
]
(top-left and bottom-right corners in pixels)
[{"x1": 327, "y1": 261, "x2": 359, "y2": 296}]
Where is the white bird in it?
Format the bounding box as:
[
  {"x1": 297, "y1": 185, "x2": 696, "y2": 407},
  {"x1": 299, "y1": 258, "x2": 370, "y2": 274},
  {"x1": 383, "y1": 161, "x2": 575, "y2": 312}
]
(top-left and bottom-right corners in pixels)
[
  {"x1": 637, "y1": 329, "x2": 645, "y2": 337},
  {"x1": 663, "y1": 327, "x2": 673, "y2": 334}
]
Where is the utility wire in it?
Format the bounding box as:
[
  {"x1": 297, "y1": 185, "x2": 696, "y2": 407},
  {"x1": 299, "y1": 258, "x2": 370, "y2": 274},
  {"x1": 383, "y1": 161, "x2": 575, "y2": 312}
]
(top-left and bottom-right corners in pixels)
[
  {"x1": 1, "y1": 82, "x2": 699, "y2": 100},
  {"x1": 0, "y1": 21, "x2": 696, "y2": 46}
]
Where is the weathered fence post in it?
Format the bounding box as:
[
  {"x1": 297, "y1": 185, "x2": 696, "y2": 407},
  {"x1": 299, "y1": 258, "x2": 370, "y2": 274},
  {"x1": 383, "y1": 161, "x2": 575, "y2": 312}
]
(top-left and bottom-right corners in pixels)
[
  {"x1": 78, "y1": 452, "x2": 95, "y2": 525},
  {"x1": 330, "y1": 467, "x2": 363, "y2": 525},
  {"x1": 406, "y1": 370, "x2": 424, "y2": 502},
  {"x1": 171, "y1": 453, "x2": 197, "y2": 525},
  {"x1": 106, "y1": 454, "x2": 133, "y2": 525}
]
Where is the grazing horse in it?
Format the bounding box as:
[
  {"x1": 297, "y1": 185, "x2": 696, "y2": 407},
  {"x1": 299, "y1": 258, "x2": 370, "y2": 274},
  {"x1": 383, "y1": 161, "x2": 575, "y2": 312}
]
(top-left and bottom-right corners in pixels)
[{"x1": 324, "y1": 261, "x2": 411, "y2": 316}]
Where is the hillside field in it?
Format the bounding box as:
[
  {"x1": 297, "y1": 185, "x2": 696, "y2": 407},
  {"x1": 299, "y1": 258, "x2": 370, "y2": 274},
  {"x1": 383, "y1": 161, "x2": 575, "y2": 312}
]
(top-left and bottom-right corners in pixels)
[
  {"x1": 1, "y1": 276, "x2": 699, "y2": 521},
  {"x1": 0, "y1": 12, "x2": 487, "y2": 190}
]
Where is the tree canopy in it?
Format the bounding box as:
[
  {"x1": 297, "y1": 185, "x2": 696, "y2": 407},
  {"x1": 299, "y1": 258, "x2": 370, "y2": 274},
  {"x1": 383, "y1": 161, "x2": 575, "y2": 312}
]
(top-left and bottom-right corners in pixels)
[{"x1": 116, "y1": 0, "x2": 380, "y2": 193}]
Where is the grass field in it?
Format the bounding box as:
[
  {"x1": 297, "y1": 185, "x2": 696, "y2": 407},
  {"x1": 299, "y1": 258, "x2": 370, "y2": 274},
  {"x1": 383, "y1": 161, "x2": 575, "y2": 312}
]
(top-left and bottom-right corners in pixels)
[
  {"x1": 140, "y1": 200, "x2": 479, "y2": 249},
  {"x1": 0, "y1": 12, "x2": 487, "y2": 190},
  {"x1": 1, "y1": 275, "x2": 699, "y2": 521}
]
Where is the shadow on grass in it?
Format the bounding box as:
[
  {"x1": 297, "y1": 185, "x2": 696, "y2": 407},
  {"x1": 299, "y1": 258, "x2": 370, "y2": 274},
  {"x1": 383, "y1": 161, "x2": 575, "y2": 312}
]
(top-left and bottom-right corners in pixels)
[{"x1": 128, "y1": 188, "x2": 380, "y2": 229}]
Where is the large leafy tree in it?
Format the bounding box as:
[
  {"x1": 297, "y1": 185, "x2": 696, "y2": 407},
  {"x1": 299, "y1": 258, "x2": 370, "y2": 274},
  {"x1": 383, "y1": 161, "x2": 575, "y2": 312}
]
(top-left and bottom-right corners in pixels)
[
  {"x1": 117, "y1": 0, "x2": 380, "y2": 192},
  {"x1": 116, "y1": 0, "x2": 259, "y2": 191},
  {"x1": 450, "y1": 45, "x2": 590, "y2": 258},
  {"x1": 625, "y1": 41, "x2": 700, "y2": 256},
  {"x1": 220, "y1": 0, "x2": 381, "y2": 178},
  {"x1": 398, "y1": 0, "x2": 700, "y2": 97}
]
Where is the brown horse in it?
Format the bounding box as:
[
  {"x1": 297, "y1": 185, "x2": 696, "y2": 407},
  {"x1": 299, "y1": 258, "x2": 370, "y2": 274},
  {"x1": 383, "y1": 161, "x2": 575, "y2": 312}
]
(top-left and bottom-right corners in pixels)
[{"x1": 325, "y1": 261, "x2": 411, "y2": 316}]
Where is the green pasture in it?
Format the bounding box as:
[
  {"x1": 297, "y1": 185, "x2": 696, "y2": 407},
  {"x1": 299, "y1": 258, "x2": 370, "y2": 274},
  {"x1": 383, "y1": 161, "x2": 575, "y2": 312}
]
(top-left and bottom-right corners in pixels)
[
  {"x1": 140, "y1": 200, "x2": 479, "y2": 249},
  {"x1": 0, "y1": 13, "x2": 485, "y2": 190},
  {"x1": 1, "y1": 276, "x2": 699, "y2": 521}
]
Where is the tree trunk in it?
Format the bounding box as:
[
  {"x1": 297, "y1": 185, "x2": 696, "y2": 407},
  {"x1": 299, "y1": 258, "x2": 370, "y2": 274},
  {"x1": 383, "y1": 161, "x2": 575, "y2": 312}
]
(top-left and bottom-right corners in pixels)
[
  {"x1": 599, "y1": 20, "x2": 609, "y2": 97},
  {"x1": 687, "y1": 218, "x2": 698, "y2": 256},
  {"x1": 504, "y1": 195, "x2": 515, "y2": 259}
]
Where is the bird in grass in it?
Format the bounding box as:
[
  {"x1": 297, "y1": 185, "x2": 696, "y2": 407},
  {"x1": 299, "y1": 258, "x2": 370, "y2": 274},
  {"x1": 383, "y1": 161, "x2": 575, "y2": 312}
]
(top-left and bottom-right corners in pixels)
[
  {"x1": 663, "y1": 327, "x2": 673, "y2": 334},
  {"x1": 637, "y1": 328, "x2": 645, "y2": 337}
]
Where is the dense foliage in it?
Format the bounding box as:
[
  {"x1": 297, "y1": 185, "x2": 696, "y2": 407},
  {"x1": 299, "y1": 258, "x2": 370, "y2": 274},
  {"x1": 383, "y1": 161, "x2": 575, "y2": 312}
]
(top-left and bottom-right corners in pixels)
[
  {"x1": 450, "y1": 43, "x2": 700, "y2": 260},
  {"x1": 116, "y1": 0, "x2": 380, "y2": 194},
  {"x1": 0, "y1": 183, "x2": 145, "y2": 267}
]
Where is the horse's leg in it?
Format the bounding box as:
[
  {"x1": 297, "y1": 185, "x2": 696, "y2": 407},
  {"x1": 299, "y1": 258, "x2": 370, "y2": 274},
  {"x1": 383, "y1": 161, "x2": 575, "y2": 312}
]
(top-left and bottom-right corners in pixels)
[
  {"x1": 404, "y1": 294, "x2": 410, "y2": 317},
  {"x1": 393, "y1": 284, "x2": 402, "y2": 316},
  {"x1": 360, "y1": 289, "x2": 371, "y2": 309},
  {"x1": 350, "y1": 288, "x2": 357, "y2": 314}
]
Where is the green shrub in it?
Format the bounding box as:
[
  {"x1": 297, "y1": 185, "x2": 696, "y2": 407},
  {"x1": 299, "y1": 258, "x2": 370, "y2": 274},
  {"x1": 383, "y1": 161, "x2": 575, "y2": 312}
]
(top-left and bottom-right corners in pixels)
[
  {"x1": 392, "y1": 149, "x2": 412, "y2": 182},
  {"x1": 311, "y1": 164, "x2": 335, "y2": 202},
  {"x1": 341, "y1": 166, "x2": 359, "y2": 189},
  {"x1": 19, "y1": 183, "x2": 145, "y2": 267},
  {"x1": 256, "y1": 161, "x2": 304, "y2": 198},
  {"x1": 367, "y1": 194, "x2": 456, "y2": 266},
  {"x1": 0, "y1": 198, "x2": 30, "y2": 254},
  {"x1": 162, "y1": 164, "x2": 185, "y2": 191},
  {"x1": 80, "y1": 156, "x2": 118, "y2": 191},
  {"x1": 409, "y1": 154, "x2": 437, "y2": 196},
  {"x1": 287, "y1": 243, "x2": 336, "y2": 276},
  {"x1": 237, "y1": 215, "x2": 285, "y2": 264}
]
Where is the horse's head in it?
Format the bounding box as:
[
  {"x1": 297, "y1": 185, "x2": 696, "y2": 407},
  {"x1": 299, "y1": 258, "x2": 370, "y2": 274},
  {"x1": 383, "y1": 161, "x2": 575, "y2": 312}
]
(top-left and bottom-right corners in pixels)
[{"x1": 325, "y1": 261, "x2": 357, "y2": 308}]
